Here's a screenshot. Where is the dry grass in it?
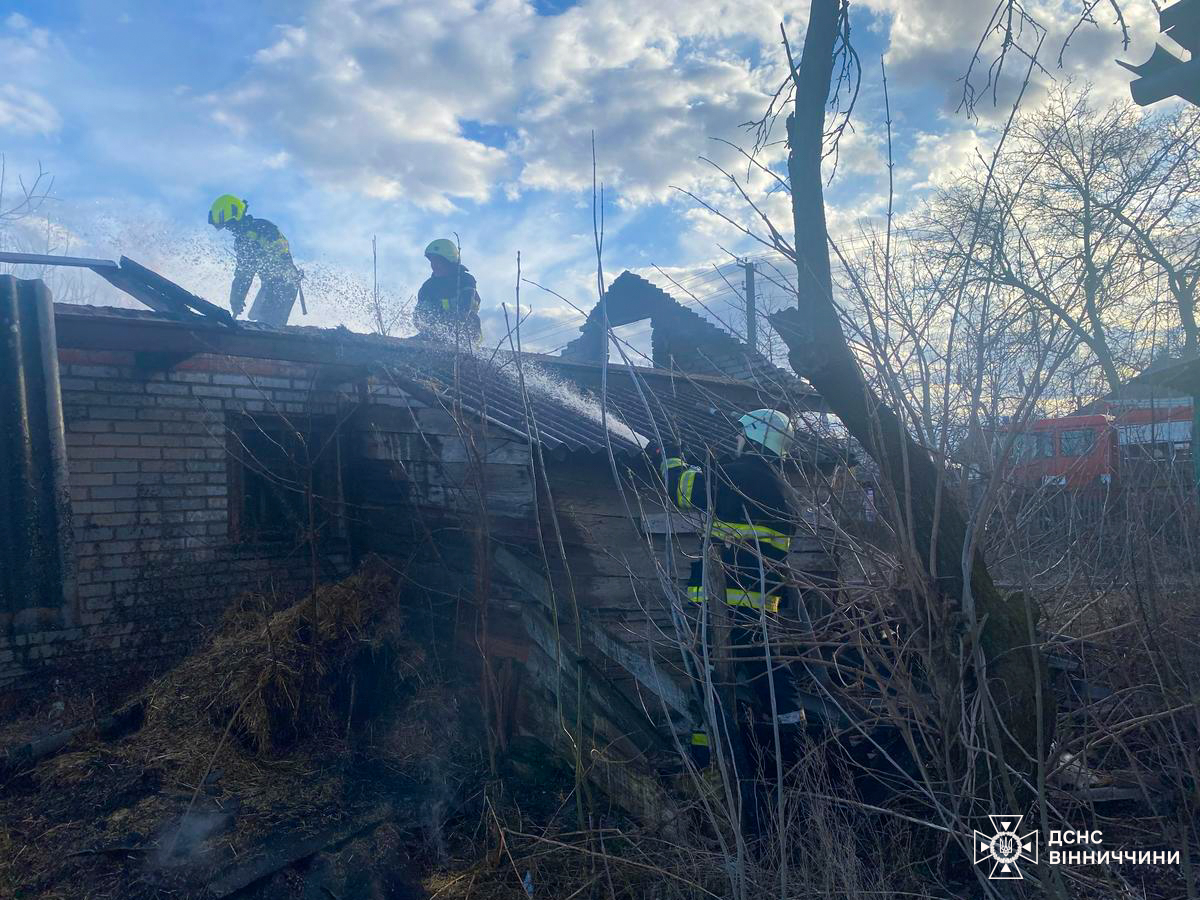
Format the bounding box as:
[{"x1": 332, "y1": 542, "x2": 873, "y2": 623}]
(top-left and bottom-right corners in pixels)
[{"x1": 0, "y1": 558, "x2": 479, "y2": 899}]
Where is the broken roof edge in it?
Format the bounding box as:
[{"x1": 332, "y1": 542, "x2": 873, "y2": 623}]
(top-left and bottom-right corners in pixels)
[
  {"x1": 51, "y1": 300, "x2": 819, "y2": 403},
  {"x1": 559, "y1": 269, "x2": 817, "y2": 394},
  {"x1": 50, "y1": 298, "x2": 654, "y2": 461}
]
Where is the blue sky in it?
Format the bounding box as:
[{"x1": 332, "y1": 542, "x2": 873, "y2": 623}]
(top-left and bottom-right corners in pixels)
[{"x1": 0, "y1": 0, "x2": 1163, "y2": 353}]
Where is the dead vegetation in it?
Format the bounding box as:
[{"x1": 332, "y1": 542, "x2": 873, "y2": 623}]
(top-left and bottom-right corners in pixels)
[{"x1": 0, "y1": 558, "x2": 481, "y2": 899}]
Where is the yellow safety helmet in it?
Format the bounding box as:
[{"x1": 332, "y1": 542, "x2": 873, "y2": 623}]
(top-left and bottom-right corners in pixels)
[
  {"x1": 739, "y1": 409, "x2": 795, "y2": 457},
  {"x1": 424, "y1": 238, "x2": 459, "y2": 264},
  {"x1": 208, "y1": 194, "x2": 246, "y2": 229}
]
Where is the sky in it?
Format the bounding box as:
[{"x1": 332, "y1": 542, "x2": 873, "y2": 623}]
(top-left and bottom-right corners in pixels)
[{"x1": 0, "y1": 0, "x2": 1170, "y2": 355}]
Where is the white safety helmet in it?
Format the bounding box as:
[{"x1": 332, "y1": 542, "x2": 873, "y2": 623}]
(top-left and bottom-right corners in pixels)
[{"x1": 739, "y1": 408, "x2": 794, "y2": 457}]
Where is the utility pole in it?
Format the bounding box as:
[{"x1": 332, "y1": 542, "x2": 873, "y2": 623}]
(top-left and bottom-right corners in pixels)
[{"x1": 740, "y1": 259, "x2": 757, "y2": 352}]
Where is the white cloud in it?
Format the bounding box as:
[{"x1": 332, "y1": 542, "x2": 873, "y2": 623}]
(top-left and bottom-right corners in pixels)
[
  {"x1": 0, "y1": 11, "x2": 63, "y2": 136},
  {"x1": 902, "y1": 128, "x2": 982, "y2": 190},
  {"x1": 0, "y1": 85, "x2": 60, "y2": 136},
  {"x1": 213, "y1": 0, "x2": 803, "y2": 213},
  {"x1": 860, "y1": 0, "x2": 1163, "y2": 119}
]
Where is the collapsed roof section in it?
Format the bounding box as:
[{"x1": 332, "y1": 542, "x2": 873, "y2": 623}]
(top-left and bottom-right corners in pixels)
[{"x1": 561, "y1": 270, "x2": 813, "y2": 399}]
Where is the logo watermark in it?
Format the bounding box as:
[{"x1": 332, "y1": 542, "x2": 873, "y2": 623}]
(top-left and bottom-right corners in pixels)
[
  {"x1": 972, "y1": 820, "x2": 1182, "y2": 877},
  {"x1": 974, "y1": 815, "x2": 1038, "y2": 880}
]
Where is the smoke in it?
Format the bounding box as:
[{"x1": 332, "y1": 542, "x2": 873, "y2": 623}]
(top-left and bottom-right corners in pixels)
[{"x1": 151, "y1": 806, "x2": 232, "y2": 868}]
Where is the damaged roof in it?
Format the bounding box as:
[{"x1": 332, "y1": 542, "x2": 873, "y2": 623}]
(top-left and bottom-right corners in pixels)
[
  {"x1": 53, "y1": 302, "x2": 844, "y2": 468},
  {"x1": 562, "y1": 271, "x2": 811, "y2": 397}
]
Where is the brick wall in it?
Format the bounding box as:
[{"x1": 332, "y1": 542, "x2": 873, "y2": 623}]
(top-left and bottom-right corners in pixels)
[{"x1": 0, "y1": 349, "x2": 362, "y2": 692}]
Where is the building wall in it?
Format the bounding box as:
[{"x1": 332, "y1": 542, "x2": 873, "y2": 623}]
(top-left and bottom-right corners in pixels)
[{"x1": 0, "y1": 347, "x2": 365, "y2": 692}]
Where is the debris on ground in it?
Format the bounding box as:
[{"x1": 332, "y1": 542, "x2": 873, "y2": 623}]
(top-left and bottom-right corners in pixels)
[{"x1": 0, "y1": 558, "x2": 482, "y2": 899}]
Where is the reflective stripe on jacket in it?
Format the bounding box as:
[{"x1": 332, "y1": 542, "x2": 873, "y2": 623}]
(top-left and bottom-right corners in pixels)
[{"x1": 664, "y1": 451, "x2": 795, "y2": 610}]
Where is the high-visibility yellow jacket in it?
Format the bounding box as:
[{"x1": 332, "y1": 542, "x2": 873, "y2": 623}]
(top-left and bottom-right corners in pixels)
[
  {"x1": 664, "y1": 452, "x2": 795, "y2": 613},
  {"x1": 230, "y1": 215, "x2": 297, "y2": 311}
]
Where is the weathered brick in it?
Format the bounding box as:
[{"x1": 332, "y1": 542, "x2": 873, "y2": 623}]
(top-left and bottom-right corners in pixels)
[
  {"x1": 68, "y1": 364, "x2": 123, "y2": 378},
  {"x1": 91, "y1": 513, "x2": 138, "y2": 527},
  {"x1": 95, "y1": 379, "x2": 146, "y2": 394},
  {"x1": 113, "y1": 421, "x2": 163, "y2": 434},
  {"x1": 162, "y1": 473, "x2": 206, "y2": 485},
  {"x1": 137, "y1": 408, "x2": 185, "y2": 421},
  {"x1": 162, "y1": 498, "x2": 206, "y2": 511},
  {"x1": 93, "y1": 460, "x2": 139, "y2": 473},
  {"x1": 88, "y1": 406, "x2": 139, "y2": 420},
  {"x1": 90, "y1": 486, "x2": 139, "y2": 500},
  {"x1": 72, "y1": 447, "x2": 117, "y2": 460},
  {"x1": 92, "y1": 567, "x2": 138, "y2": 583},
  {"x1": 192, "y1": 385, "x2": 233, "y2": 399},
  {"x1": 181, "y1": 434, "x2": 220, "y2": 447},
  {"x1": 102, "y1": 394, "x2": 156, "y2": 408},
  {"x1": 138, "y1": 435, "x2": 178, "y2": 447},
  {"x1": 94, "y1": 433, "x2": 141, "y2": 446},
  {"x1": 145, "y1": 382, "x2": 191, "y2": 396},
  {"x1": 212, "y1": 374, "x2": 254, "y2": 387},
  {"x1": 185, "y1": 509, "x2": 225, "y2": 523},
  {"x1": 76, "y1": 526, "x2": 114, "y2": 542},
  {"x1": 112, "y1": 525, "x2": 160, "y2": 540},
  {"x1": 161, "y1": 421, "x2": 211, "y2": 435},
  {"x1": 147, "y1": 394, "x2": 206, "y2": 408},
  {"x1": 169, "y1": 371, "x2": 212, "y2": 385},
  {"x1": 72, "y1": 473, "x2": 115, "y2": 487},
  {"x1": 187, "y1": 461, "x2": 224, "y2": 473},
  {"x1": 140, "y1": 460, "x2": 185, "y2": 473}
]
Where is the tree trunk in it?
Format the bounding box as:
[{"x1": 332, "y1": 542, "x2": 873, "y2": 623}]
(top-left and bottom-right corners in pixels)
[{"x1": 770, "y1": 0, "x2": 1049, "y2": 781}]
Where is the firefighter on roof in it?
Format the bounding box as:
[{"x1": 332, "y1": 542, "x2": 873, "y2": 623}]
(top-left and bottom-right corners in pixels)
[
  {"x1": 415, "y1": 238, "x2": 482, "y2": 344},
  {"x1": 659, "y1": 409, "x2": 800, "y2": 768},
  {"x1": 209, "y1": 194, "x2": 304, "y2": 327}
]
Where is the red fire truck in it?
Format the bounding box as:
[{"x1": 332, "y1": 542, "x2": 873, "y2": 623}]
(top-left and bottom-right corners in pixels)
[{"x1": 1004, "y1": 414, "x2": 1118, "y2": 490}]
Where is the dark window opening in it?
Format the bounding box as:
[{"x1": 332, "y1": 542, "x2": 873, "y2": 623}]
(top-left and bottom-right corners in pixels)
[
  {"x1": 229, "y1": 415, "x2": 343, "y2": 544},
  {"x1": 1059, "y1": 428, "x2": 1097, "y2": 457},
  {"x1": 1011, "y1": 431, "x2": 1054, "y2": 462}
]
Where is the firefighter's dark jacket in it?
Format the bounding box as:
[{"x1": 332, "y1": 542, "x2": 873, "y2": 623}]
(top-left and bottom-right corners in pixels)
[
  {"x1": 229, "y1": 215, "x2": 296, "y2": 309},
  {"x1": 415, "y1": 264, "x2": 482, "y2": 341},
  {"x1": 664, "y1": 451, "x2": 795, "y2": 612}
]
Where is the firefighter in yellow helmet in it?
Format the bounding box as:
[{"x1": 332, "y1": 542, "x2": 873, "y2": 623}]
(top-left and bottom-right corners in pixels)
[
  {"x1": 208, "y1": 194, "x2": 304, "y2": 327},
  {"x1": 415, "y1": 238, "x2": 482, "y2": 344}
]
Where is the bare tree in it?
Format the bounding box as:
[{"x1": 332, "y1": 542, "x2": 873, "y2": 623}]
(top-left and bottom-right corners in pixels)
[{"x1": 941, "y1": 87, "x2": 1200, "y2": 394}]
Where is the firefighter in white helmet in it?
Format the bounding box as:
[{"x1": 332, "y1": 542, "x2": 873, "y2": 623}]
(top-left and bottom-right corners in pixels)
[{"x1": 658, "y1": 409, "x2": 799, "y2": 767}]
